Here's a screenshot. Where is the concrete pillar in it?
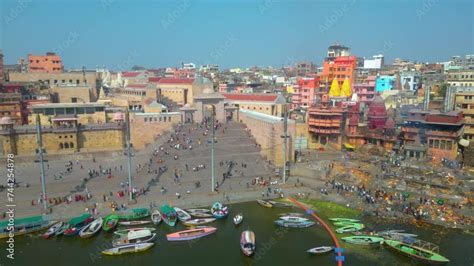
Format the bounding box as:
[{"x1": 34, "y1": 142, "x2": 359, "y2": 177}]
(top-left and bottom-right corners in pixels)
[
  {"x1": 215, "y1": 101, "x2": 225, "y2": 122},
  {"x1": 194, "y1": 101, "x2": 204, "y2": 122}
]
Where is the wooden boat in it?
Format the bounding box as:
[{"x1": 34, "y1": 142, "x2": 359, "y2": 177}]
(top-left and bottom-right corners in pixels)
[
  {"x1": 280, "y1": 212, "x2": 303, "y2": 217},
  {"x1": 279, "y1": 216, "x2": 309, "y2": 223},
  {"x1": 160, "y1": 205, "x2": 178, "y2": 226},
  {"x1": 151, "y1": 210, "x2": 162, "y2": 225},
  {"x1": 183, "y1": 218, "x2": 216, "y2": 226},
  {"x1": 342, "y1": 235, "x2": 384, "y2": 245},
  {"x1": 186, "y1": 208, "x2": 211, "y2": 214},
  {"x1": 211, "y1": 202, "x2": 228, "y2": 219},
  {"x1": 233, "y1": 213, "x2": 243, "y2": 225},
  {"x1": 79, "y1": 217, "x2": 103, "y2": 238},
  {"x1": 274, "y1": 219, "x2": 315, "y2": 228},
  {"x1": 257, "y1": 199, "x2": 273, "y2": 208},
  {"x1": 114, "y1": 227, "x2": 156, "y2": 236},
  {"x1": 188, "y1": 211, "x2": 214, "y2": 218},
  {"x1": 333, "y1": 221, "x2": 360, "y2": 227},
  {"x1": 329, "y1": 218, "x2": 360, "y2": 223},
  {"x1": 102, "y1": 214, "x2": 119, "y2": 232},
  {"x1": 42, "y1": 221, "x2": 64, "y2": 239},
  {"x1": 0, "y1": 215, "x2": 52, "y2": 239},
  {"x1": 336, "y1": 223, "x2": 365, "y2": 234},
  {"x1": 63, "y1": 214, "x2": 94, "y2": 237},
  {"x1": 384, "y1": 239, "x2": 450, "y2": 264},
  {"x1": 307, "y1": 246, "x2": 334, "y2": 254},
  {"x1": 118, "y1": 220, "x2": 151, "y2": 226},
  {"x1": 240, "y1": 230, "x2": 256, "y2": 256},
  {"x1": 166, "y1": 226, "x2": 217, "y2": 241},
  {"x1": 55, "y1": 223, "x2": 69, "y2": 236},
  {"x1": 112, "y1": 229, "x2": 157, "y2": 247},
  {"x1": 102, "y1": 243, "x2": 154, "y2": 256},
  {"x1": 174, "y1": 207, "x2": 192, "y2": 222},
  {"x1": 117, "y1": 208, "x2": 150, "y2": 221},
  {"x1": 267, "y1": 200, "x2": 293, "y2": 208}
]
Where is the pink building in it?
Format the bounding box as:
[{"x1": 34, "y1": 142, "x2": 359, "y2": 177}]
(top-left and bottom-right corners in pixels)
[
  {"x1": 291, "y1": 77, "x2": 320, "y2": 109},
  {"x1": 353, "y1": 75, "x2": 376, "y2": 103}
]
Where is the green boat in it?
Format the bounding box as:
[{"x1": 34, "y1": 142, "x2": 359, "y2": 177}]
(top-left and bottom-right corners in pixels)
[
  {"x1": 102, "y1": 214, "x2": 119, "y2": 232},
  {"x1": 333, "y1": 221, "x2": 360, "y2": 227},
  {"x1": 329, "y1": 218, "x2": 360, "y2": 223},
  {"x1": 384, "y1": 239, "x2": 450, "y2": 264},
  {"x1": 335, "y1": 223, "x2": 365, "y2": 234},
  {"x1": 0, "y1": 215, "x2": 51, "y2": 239},
  {"x1": 117, "y1": 208, "x2": 150, "y2": 221},
  {"x1": 160, "y1": 205, "x2": 178, "y2": 226},
  {"x1": 341, "y1": 235, "x2": 384, "y2": 245}
]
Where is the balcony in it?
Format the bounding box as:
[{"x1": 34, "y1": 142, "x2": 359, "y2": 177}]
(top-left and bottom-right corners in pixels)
[
  {"x1": 308, "y1": 127, "x2": 341, "y2": 134},
  {"x1": 308, "y1": 119, "x2": 342, "y2": 127},
  {"x1": 425, "y1": 129, "x2": 460, "y2": 138},
  {"x1": 401, "y1": 127, "x2": 419, "y2": 133}
]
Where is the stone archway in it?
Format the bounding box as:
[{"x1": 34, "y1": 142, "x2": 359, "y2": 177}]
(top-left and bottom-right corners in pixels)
[{"x1": 193, "y1": 93, "x2": 226, "y2": 123}]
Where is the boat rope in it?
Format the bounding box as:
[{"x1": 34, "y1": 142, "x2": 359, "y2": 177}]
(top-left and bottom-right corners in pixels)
[{"x1": 287, "y1": 197, "x2": 344, "y2": 266}]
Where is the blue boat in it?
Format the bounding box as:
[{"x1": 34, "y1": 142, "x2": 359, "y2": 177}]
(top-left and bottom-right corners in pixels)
[{"x1": 274, "y1": 219, "x2": 315, "y2": 228}]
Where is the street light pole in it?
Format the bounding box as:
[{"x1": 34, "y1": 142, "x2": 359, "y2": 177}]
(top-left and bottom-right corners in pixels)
[
  {"x1": 125, "y1": 110, "x2": 133, "y2": 201},
  {"x1": 282, "y1": 103, "x2": 288, "y2": 184},
  {"x1": 211, "y1": 105, "x2": 216, "y2": 192},
  {"x1": 35, "y1": 114, "x2": 48, "y2": 211}
]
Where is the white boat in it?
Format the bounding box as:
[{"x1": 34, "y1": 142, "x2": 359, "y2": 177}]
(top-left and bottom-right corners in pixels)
[
  {"x1": 151, "y1": 210, "x2": 162, "y2": 225},
  {"x1": 307, "y1": 246, "x2": 334, "y2": 254},
  {"x1": 114, "y1": 227, "x2": 156, "y2": 236},
  {"x1": 42, "y1": 221, "x2": 64, "y2": 239},
  {"x1": 186, "y1": 208, "x2": 211, "y2": 213},
  {"x1": 79, "y1": 217, "x2": 103, "y2": 238},
  {"x1": 233, "y1": 213, "x2": 243, "y2": 225},
  {"x1": 102, "y1": 243, "x2": 154, "y2": 256},
  {"x1": 188, "y1": 211, "x2": 214, "y2": 218},
  {"x1": 118, "y1": 220, "x2": 151, "y2": 226},
  {"x1": 183, "y1": 218, "x2": 216, "y2": 226},
  {"x1": 174, "y1": 207, "x2": 192, "y2": 222},
  {"x1": 112, "y1": 229, "x2": 157, "y2": 247},
  {"x1": 279, "y1": 216, "x2": 309, "y2": 223}
]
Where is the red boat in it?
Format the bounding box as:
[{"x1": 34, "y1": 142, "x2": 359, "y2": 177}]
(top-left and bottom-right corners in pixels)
[{"x1": 240, "y1": 230, "x2": 256, "y2": 256}]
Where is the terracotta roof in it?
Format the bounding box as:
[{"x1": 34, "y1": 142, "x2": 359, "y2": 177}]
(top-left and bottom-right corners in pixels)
[
  {"x1": 148, "y1": 77, "x2": 162, "y2": 83},
  {"x1": 222, "y1": 93, "x2": 278, "y2": 102},
  {"x1": 122, "y1": 72, "x2": 141, "y2": 78},
  {"x1": 158, "y1": 78, "x2": 194, "y2": 85}
]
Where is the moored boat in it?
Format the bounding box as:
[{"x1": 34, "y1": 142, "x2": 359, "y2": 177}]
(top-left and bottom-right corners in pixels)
[
  {"x1": 267, "y1": 200, "x2": 293, "y2": 208},
  {"x1": 274, "y1": 219, "x2": 315, "y2": 228},
  {"x1": 384, "y1": 239, "x2": 450, "y2": 264},
  {"x1": 211, "y1": 202, "x2": 228, "y2": 219},
  {"x1": 341, "y1": 235, "x2": 384, "y2": 245},
  {"x1": 151, "y1": 210, "x2": 162, "y2": 225},
  {"x1": 240, "y1": 230, "x2": 256, "y2": 256},
  {"x1": 55, "y1": 223, "x2": 69, "y2": 236},
  {"x1": 112, "y1": 229, "x2": 157, "y2": 247},
  {"x1": 166, "y1": 226, "x2": 217, "y2": 241},
  {"x1": 42, "y1": 221, "x2": 64, "y2": 239},
  {"x1": 0, "y1": 215, "x2": 52, "y2": 239},
  {"x1": 174, "y1": 207, "x2": 192, "y2": 222},
  {"x1": 335, "y1": 223, "x2": 365, "y2": 234},
  {"x1": 102, "y1": 243, "x2": 154, "y2": 256},
  {"x1": 333, "y1": 221, "x2": 360, "y2": 227},
  {"x1": 79, "y1": 217, "x2": 103, "y2": 238},
  {"x1": 183, "y1": 218, "x2": 216, "y2": 226},
  {"x1": 160, "y1": 205, "x2": 178, "y2": 226},
  {"x1": 118, "y1": 220, "x2": 151, "y2": 226},
  {"x1": 102, "y1": 214, "x2": 119, "y2": 232},
  {"x1": 117, "y1": 208, "x2": 150, "y2": 221},
  {"x1": 114, "y1": 227, "x2": 156, "y2": 236},
  {"x1": 233, "y1": 213, "x2": 243, "y2": 225},
  {"x1": 186, "y1": 208, "x2": 211, "y2": 214},
  {"x1": 307, "y1": 246, "x2": 334, "y2": 254},
  {"x1": 256, "y1": 199, "x2": 273, "y2": 208},
  {"x1": 279, "y1": 216, "x2": 309, "y2": 223},
  {"x1": 63, "y1": 214, "x2": 94, "y2": 237},
  {"x1": 188, "y1": 211, "x2": 213, "y2": 218},
  {"x1": 329, "y1": 218, "x2": 360, "y2": 223}
]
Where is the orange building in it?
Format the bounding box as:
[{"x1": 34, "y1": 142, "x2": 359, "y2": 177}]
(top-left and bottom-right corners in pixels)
[
  {"x1": 320, "y1": 55, "x2": 357, "y2": 89},
  {"x1": 28, "y1": 52, "x2": 63, "y2": 73}
]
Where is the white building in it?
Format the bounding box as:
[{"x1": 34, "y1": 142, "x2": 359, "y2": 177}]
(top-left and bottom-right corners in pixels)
[{"x1": 363, "y1": 54, "x2": 384, "y2": 69}]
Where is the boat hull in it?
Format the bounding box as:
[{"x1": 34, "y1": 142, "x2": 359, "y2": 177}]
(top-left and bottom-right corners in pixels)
[{"x1": 166, "y1": 227, "x2": 217, "y2": 241}]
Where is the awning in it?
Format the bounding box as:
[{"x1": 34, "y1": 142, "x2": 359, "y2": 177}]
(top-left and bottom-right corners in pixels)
[{"x1": 343, "y1": 143, "x2": 355, "y2": 150}]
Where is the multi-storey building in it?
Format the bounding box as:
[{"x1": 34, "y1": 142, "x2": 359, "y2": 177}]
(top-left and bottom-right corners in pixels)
[
  {"x1": 320, "y1": 55, "x2": 357, "y2": 90},
  {"x1": 446, "y1": 69, "x2": 474, "y2": 87},
  {"x1": 27, "y1": 52, "x2": 63, "y2": 73},
  {"x1": 454, "y1": 91, "x2": 474, "y2": 141},
  {"x1": 0, "y1": 50, "x2": 4, "y2": 83}
]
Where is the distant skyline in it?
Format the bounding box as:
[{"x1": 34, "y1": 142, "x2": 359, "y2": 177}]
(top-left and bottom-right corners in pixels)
[{"x1": 1, "y1": 0, "x2": 473, "y2": 70}]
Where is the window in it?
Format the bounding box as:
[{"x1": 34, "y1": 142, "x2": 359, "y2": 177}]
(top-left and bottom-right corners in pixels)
[
  {"x1": 59, "y1": 143, "x2": 64, "y2": 149},
  {"x1": 65, "y1": 135, "x2": 68, "y2": 139},
  {"x1": 85, "y1": 107, "x2": 95, "y2": 114},
  {"x1": 71, "y1": 97, "x2": 78, "y2": 103},
  {"x1": 70, "y1": 135, "x2": 73, "y2": 138},
  {"x1": 56, "y1": 108, "x2": 65, "y2": 115},
  {"x1": 66, "y1": 108, "x2": 75, "y2": 114},
  {"x1": 70, "y1": 142, "x2": 74, "y2": 149},
  {"x1": 144, "y1": 117, "x2": 148, "y2": 122},
  {"x1": 59, "y1": 136, "x2": 62, "y2": 139},
  {"x1": 76, "y1": 108, "x2": 85, "y2": 114},
  {"x1": 62, "y1": 80, "x2": 65, "y2": 83},
  {"x1": 45, "y1": 108, "x2": 54, "y2": 115},
  {"x1": 428, "y1": 139, "x2": 433, "y2": 148},
  {"x1": 446, "y1": 141, "x2": 452, "y2": 150},
  {"x1": 434, "y1": 139, "x2": 440, "y2": 148},
  {"x1": 65, "y1": 143, "x2": 69, "y2": 149}
]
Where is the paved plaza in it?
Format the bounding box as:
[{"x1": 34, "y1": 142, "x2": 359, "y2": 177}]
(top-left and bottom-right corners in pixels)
[{"x1": 0, "y1": 122, "x2": 302, "y2": 219}]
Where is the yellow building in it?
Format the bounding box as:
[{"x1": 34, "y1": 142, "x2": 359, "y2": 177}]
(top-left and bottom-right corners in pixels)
[
  {"x1": 222, "y1": 93, "x2": 286, "y2": 117},
  {"x1": 27, "y1": 103, "x2": 107, "y2": 126},
  {"x1": 50, "y1": 85, "x2": 97, "y2": 103},
  {"x1": 156, "y1": 76, "x2": 213, "y2": 106},
  {"x1": 455, "y1": 92, "x2": 474, "y2": 141}
]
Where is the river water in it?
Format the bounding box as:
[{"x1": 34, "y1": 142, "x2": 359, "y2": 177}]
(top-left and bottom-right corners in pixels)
[{"x1": 1, "y1": 201, "x2": 472, "y2": 265}]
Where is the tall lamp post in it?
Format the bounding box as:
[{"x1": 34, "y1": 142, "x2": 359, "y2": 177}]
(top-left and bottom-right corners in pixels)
[
  {"x1": 211, "y1": 105, "x2": 216, "y2": 192},
  {"x1": 125, "y1": 110, "x2": 133, "y2": 201},
  {"x1": 35, "y1": 114, "x2": 48, "y2": 211}
]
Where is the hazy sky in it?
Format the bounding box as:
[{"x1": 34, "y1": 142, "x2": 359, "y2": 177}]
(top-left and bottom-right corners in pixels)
[{"x1": 1, "y1": 0, "x2": 473, "y2": 70}]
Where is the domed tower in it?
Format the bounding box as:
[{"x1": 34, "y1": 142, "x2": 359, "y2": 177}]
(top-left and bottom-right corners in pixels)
[
  {"x1": 367, "y1": 95, "x2": 387, "y2": 130},
  {"x1": 383, "y1": 117, "x2": 395, "y2": 136},
  {"x1": 328, "y1": 79, "x2": 341, "y2": 97},
  {"x1": 340, "y1": 78, "x2": 352, "y2": 98}
]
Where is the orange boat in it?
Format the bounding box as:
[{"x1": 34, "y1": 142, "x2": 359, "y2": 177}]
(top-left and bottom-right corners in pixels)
[{"x1": 166, "y1": 227, "x2": 217, "y2": 241}]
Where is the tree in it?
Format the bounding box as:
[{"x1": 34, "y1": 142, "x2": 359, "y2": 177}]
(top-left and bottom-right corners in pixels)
[{"x1": 439, "y1": 83, "x2": 449, "y2": 98}]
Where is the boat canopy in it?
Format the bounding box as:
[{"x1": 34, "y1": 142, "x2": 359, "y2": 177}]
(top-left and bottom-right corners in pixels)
[
  {"x1": 127, "y1": 229, "x2": 152, "y2": 239},
  {"x1": 68, "y1": 213, "x2": 91, "y2": 226},
  {"x1": 0, "y1": 215, "x2": 46, "y2": 228},
  {"x1": 160, "y1": 205, "x2": 175, "y2": 214}
]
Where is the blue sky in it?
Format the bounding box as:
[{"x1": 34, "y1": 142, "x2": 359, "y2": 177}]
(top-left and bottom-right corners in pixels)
[{"x1": 1, "y1": 0, "x2": 473, "y2": 70}]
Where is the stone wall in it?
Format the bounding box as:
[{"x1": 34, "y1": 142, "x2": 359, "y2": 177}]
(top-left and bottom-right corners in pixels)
[{"x1": 130, "y1": 112, "x2": 181, "y2": 149}]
